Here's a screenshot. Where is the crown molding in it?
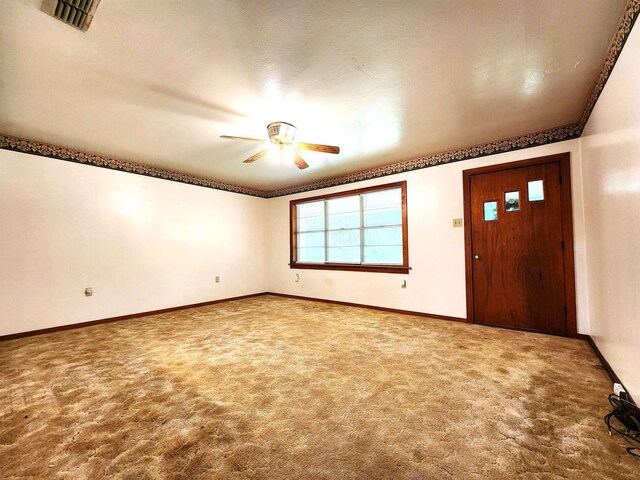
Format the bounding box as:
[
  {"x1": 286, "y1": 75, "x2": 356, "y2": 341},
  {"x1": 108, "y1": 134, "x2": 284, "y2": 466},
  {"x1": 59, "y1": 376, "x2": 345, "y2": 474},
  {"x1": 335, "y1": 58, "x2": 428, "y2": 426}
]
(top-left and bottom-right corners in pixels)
[{"x1": 1, "y1": 0, "x2": 638, "y2": 199}]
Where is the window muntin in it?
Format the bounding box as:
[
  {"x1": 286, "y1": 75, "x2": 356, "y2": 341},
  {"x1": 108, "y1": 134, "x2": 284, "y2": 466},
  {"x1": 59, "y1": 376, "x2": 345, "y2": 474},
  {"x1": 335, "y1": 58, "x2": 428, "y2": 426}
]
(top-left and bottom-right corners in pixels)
[{"x1": 290, "y1": 182, "x2": 408, "y2": 273}]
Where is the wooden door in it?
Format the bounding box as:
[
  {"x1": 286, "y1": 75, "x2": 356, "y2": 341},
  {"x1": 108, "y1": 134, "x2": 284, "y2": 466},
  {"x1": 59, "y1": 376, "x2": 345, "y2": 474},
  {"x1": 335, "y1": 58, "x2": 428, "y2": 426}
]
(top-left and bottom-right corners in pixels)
[{"x1": 464, "y1": 155, "x2": 575, "y2": 336}]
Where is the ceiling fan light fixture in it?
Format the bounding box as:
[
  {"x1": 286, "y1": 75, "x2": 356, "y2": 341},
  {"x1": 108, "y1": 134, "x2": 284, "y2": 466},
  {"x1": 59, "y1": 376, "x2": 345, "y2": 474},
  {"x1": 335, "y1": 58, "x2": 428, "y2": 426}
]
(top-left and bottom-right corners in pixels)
[
  {"x1": 267, "y1": 121, "x2": 297, "y2": 145},
  {"x1": 221, "y1": 121, "x2": 339, "y2": 170},
  {"x1": 266, "y1": 142, "x2": 281, "y2": 160}
]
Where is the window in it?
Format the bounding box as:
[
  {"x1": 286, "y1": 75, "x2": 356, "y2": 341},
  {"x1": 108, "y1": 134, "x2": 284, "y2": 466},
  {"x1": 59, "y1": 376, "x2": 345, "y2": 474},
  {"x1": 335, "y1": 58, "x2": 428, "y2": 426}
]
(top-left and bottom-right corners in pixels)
[
  {"x1": 504, "y1": 191, "x2": 520, "y2": 211},
  {"x1": 528, "y1": 180, "x2": 544, "y2": 201},
  {"x1": 483, "y1": 201, "x2": 498, "y2": 221},
  {"x1": 290, "y1": 181, "x2": 409, "y2": 273}
]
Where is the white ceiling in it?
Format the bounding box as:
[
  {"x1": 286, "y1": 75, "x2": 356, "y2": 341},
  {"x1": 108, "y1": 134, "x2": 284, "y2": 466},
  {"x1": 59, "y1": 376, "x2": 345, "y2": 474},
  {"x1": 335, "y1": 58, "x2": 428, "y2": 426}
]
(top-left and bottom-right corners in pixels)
[{"x1": 0, "y1": 0, "x2": 628, "y2": 191}]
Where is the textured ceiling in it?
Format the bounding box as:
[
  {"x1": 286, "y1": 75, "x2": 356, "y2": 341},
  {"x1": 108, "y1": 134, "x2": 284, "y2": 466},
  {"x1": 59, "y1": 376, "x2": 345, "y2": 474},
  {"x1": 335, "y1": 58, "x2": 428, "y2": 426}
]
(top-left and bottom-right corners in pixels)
[{"x1": 0, "y1": 0, "x2": 629, "y2": 191}]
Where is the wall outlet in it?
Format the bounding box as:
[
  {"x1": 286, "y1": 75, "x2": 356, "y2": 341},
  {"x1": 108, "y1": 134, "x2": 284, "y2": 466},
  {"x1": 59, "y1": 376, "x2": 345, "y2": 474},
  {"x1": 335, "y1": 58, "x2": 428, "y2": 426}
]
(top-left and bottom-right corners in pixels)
[
  {"x1": 215, "y1": 276, "x2": 220, "y2": 283},
  {"x1": 400, "y1": 279, "x2": 407, "y2": 288},
  {"x1": 84, "y1": 287, "x2": 93, "y2": 297},
  {"x1": 453, "y1": 218, "x2": 463, "y2": 228},
  {"x1": 295, "y1": 274, "x2": 300, "y2": 283},
  {"x1": 614, "y1": 383, "x2": 626, "y2": 397}
]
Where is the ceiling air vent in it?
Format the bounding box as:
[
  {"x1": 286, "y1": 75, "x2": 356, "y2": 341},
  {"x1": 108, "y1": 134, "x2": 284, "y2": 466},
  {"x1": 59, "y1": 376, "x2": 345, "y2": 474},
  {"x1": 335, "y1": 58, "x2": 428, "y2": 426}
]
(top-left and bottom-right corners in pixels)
[{"x1": 41, "y1": 0, "x2": 101, "y2": 32}]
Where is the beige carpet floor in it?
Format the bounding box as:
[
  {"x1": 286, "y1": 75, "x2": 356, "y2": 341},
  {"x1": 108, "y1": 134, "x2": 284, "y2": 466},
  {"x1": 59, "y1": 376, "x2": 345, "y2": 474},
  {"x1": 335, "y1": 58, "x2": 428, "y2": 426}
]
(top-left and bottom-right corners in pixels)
[{"x1": 0, "y1": 295, "x2": 637, "y2": 479}]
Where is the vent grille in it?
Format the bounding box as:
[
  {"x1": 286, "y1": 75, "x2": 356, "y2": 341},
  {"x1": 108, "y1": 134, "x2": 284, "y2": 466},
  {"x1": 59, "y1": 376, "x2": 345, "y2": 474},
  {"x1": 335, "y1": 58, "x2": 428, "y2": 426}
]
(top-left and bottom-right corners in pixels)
[{"x1": 41, "y1": 0, "x2": 101, "y2": 31}]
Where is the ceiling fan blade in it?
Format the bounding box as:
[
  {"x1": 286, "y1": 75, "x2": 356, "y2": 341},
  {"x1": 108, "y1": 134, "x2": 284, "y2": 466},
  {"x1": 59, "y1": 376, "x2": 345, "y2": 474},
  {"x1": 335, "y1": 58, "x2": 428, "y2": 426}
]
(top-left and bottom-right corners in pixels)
[
  {"x1": 243, "y1": 149, "x2": 269, "y2": 163},
  {"x1": 220, "y1": 135, "x2": 266, "y2": 143},
  {"x1": 293, "y1": 150, "x2": 309, "y2": 170},
  {"x1": 297, "y1": 142, "x2": 340, "y2": 154}
]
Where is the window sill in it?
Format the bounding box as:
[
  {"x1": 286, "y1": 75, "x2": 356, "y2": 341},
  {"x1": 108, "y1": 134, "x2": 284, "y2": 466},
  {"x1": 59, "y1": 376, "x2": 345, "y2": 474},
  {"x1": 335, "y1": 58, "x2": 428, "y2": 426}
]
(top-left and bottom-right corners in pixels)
[{"x1": 289, "y1": 263, "x2": 410, "y2": 274}]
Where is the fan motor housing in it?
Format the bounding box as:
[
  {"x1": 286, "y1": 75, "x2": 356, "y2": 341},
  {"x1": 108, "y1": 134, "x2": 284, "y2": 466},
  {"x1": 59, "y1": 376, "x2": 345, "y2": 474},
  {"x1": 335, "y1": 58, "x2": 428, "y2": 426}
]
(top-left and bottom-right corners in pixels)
[{"x1": 267, "y1": 122, "x2": 297, "y2": 145}]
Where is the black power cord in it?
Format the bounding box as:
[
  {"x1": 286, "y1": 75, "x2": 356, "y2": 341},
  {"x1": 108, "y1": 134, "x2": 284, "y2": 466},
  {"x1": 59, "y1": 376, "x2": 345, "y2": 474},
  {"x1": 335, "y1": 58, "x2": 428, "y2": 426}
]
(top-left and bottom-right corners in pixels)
[{"x1": 604, "y1": 393, "x2": 640, "y2": 459}]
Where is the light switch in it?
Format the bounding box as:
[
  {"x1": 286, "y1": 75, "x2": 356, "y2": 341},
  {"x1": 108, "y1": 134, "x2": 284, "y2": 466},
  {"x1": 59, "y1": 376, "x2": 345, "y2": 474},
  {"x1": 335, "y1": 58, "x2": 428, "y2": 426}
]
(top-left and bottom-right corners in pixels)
[
  {"x1": 453, "y1": 218, "x2": 463, "y2": 228},
  {"x1": 84, "y1": 287, "x2": 93, "y2": 297}
]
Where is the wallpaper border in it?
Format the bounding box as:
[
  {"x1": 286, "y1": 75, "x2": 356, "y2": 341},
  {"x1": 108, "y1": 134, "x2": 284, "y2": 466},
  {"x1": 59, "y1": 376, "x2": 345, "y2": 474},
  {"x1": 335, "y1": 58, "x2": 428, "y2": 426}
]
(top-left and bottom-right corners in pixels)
[{"x1": 0, "y1": 134, "x2": 268, "y2": 198}]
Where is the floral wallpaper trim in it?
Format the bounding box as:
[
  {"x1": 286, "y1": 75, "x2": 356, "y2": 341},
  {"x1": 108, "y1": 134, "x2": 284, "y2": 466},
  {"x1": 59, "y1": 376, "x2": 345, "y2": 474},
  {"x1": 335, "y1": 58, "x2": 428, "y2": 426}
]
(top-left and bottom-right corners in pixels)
[
  {"x1": 0, "y1": 134, "x2": 268, "y2": 198},
  {"x1": 576, "y1": 0, "x2": 640, "y2": 132},
  {"x1": 266, "y1": 123, "x2": 580, "y2": 197}
]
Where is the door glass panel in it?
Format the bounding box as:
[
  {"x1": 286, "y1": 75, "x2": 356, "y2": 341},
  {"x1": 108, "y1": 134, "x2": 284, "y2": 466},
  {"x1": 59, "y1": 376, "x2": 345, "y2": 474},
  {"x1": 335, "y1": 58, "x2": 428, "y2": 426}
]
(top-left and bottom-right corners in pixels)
[
  {"x1": 528, "y1": 180, "x2": 544, "y2": 201},
  {"x1": 505, "y1": 191, "x2": 520, "y2": 211},
  {"x1": 484, "y1": 201, "x2": 498, "y2": 221}
]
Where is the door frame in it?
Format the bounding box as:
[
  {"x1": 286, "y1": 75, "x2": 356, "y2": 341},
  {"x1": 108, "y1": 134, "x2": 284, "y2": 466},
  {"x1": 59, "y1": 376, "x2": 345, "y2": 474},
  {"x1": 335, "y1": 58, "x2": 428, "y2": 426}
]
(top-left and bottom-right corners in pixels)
[{"x1": 462, "y1": 152, "x2": 577, "y2": 338}]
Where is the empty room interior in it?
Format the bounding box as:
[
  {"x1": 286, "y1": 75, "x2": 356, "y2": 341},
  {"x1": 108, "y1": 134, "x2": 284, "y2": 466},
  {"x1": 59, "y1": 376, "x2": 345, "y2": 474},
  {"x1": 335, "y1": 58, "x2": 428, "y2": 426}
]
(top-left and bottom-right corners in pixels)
[{"x1": 1, "y1": 1, "x2": 640, "y2": 478}]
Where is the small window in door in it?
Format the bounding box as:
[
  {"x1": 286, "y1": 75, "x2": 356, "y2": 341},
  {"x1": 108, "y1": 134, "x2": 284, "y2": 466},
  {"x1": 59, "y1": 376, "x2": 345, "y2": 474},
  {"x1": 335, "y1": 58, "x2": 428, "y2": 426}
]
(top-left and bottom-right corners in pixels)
[
  {"x1": 528, "y1": 180, "x2": 544, "y2": 201},
  {"x1": 484, "y1": 201, "x2": 498, "y2": 221},
  {"x1": 505, "y1": 191, "x2": 520, "y2": 211}
]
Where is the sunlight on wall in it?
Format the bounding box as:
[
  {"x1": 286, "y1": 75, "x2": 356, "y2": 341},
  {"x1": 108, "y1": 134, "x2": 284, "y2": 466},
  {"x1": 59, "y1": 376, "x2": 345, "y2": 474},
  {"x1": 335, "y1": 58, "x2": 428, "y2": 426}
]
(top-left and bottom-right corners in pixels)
[
  {"x1": 109, "y1": 189, "x2": 152, "y2": 221},
  {"x1": 581, "y1": 128, "x2": 638, "y2": 148},
  {"x1": 603, "y1": 167, "x2": 640, "y2": 195}
]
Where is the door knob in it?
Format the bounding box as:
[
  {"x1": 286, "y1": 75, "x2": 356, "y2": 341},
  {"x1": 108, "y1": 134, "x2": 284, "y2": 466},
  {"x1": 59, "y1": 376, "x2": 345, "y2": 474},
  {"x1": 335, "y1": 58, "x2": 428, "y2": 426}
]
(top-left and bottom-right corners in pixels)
[{"x1": 474, "y1": 255, "x2": 480, "y2": 260}]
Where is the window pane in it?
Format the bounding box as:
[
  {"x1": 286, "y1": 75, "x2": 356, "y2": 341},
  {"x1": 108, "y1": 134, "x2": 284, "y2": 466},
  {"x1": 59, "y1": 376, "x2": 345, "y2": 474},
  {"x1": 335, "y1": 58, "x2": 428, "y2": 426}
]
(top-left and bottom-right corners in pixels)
[
  {"x1": 298, "y1": 215, "x2": 324, "y2": 232},
  {"x1": 328, "y1": 229, "x2": 360, "y2": 247},
  {"x1": 327, "y1": 212, "x2": 360, "y2": 229},
  {"x1": 528, "y1": 180, "x2": 544, "y2": 201},
  {"x1": 505, "y1": 191, "x2": 520, "y2": 211},
  {"x1": 364, "y1": 226, "x2": 402, "y2": 246},
  {"x1": 364, "y1": 246, "x2": 403, "y2": 264},
  {"x1": 327, "y1": 246, "x2": 360, "y2": 263},
  {"x1": 484, "y1": 201, "x2": 498, "y2": 221},
  {"x1": 363, "y1": 189, "x2": 402, "y2": 227},
  {"x1": 364, "y1": 207, "x2": 401, "y2": 227},
  {"x1": 363, "y1": 188, "x2": 401, "y2": 210},
  {"x1": 297, "y1": 201, "x2": 324, "y2": 218},
  {"x1": 327, "y1": 196, "x2": 360, "y2": 229},
  {"x1": 298, "y1": 232, "x2": 324, "y2": 248},
  {"x1": 298, "y1": 247, "x2": 325, "y2": 263},
  {"x1": 327, "y1": 196, "x2": 359, "y2": 214}
]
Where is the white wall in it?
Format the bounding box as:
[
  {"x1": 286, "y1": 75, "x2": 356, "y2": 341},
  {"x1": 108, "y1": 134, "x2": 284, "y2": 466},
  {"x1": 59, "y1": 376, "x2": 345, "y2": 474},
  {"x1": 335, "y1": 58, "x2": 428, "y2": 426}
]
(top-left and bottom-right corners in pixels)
[
  {"x1": 267, "y1": 139, "x2": 590, "y2": 333},
  {"x1": 0, "y1": 150, "x2": 268, "y2": 336},
  {"x1": 580, "y1": 23, "x2": 640, "y2": 398}
]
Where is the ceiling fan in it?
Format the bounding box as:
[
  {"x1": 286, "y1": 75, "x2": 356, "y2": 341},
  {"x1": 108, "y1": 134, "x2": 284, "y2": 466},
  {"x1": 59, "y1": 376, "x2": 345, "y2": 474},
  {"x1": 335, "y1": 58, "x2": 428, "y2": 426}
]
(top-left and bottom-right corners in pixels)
[{"x1": 220, "y1": 122, "x2": 340, "y2": 170}]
